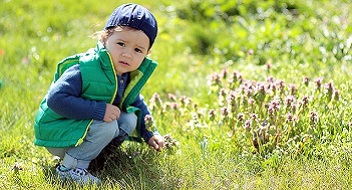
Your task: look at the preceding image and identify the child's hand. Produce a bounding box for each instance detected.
[147,134,164,151]
[103,104,120,122]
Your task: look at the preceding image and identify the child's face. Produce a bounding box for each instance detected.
[103,28,150,76]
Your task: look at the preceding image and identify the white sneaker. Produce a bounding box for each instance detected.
[56,165,101,185]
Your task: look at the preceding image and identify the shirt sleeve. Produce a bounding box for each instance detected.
[46,64,106,120]
[131,94,160,142]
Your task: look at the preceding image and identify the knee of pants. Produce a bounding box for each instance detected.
[88,120,119,143]
[119,112,137,135]
[46,147,69,159]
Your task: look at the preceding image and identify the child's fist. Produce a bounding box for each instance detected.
[103,104,120,122]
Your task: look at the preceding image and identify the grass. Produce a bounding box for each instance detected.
[1,0,352,189]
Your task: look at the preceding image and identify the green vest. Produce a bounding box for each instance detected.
[34,43,157,148]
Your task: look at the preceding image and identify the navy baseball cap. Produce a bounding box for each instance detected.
[105,3,158,48]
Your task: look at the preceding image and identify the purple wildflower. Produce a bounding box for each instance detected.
[257,82,266,94]
[210,73,221,86]
[303,76,309,86]
[180,95,191,106]
[266,76,275,84]
[227,90,237,110]
[324,82,334,96]
[168,93,177,101]
[220,69,228,79]
[208,109,216,121]
[286,113,293,122]
[266,62,272,70]
[219,88,227,97]
[248,98,255,106]
[298,96,309,109]
[293,115,299,123]
[285,95,296,108]
[171,102,179,110]
[276,80,285,94]
[247,49,254,55]
[310,111,318,125]
[268,99,280,117]
[144,115,154,128]
[333,89,340,101]
[250,113,258,120]
[244,119,252,131]
[289,84,297,95]
[228,70,241,85]
[237,113,244,122]
[220,107,229,117]
[150,93,162,107]
[314,77,323,90]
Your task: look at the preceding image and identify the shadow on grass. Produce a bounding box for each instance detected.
[41,161,103,189]
[88,141,166,189]
[39,139,177,189]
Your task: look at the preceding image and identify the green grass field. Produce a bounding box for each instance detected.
[1,0,352,189]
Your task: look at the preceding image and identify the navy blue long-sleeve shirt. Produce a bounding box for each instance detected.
[46,64,155,141]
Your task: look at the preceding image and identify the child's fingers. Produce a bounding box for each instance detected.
[105,104,121,121]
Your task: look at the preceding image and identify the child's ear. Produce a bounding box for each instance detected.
[101,36,107,46]
[100,32,109,45]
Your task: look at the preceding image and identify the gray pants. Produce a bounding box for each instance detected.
[46,112,137,169]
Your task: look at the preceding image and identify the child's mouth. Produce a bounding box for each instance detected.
[120,61,129,66]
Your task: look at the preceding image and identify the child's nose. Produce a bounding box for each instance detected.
[122,49,132,58]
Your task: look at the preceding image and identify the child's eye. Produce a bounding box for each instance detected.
[134,48,143,53]
[117,42,125,47]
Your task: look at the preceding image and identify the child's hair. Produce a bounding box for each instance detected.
[94,26,152,49]
[94,26,125,41]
